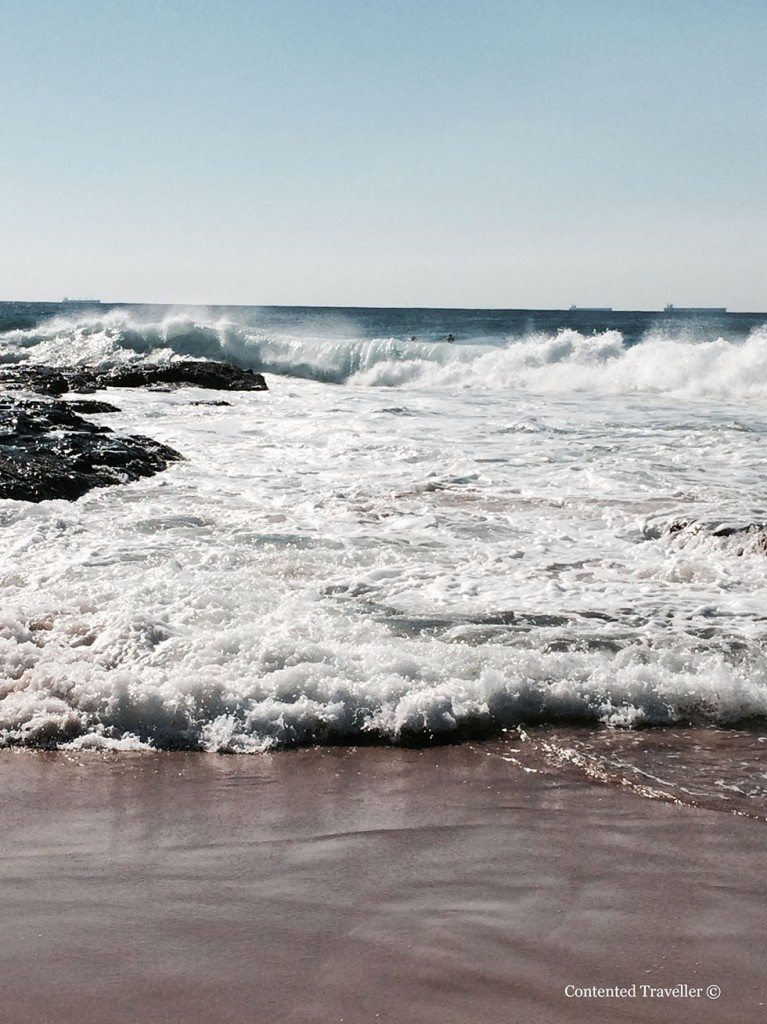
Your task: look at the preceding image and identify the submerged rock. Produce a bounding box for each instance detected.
[0,360,267,394]
[0,398,182,502]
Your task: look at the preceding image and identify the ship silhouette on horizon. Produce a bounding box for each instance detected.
[664,303,727,314]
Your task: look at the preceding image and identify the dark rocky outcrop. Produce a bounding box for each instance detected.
[0,366,73,395]
[0,360,267,395]
[66,399,121,414]
[0,398,182,502]
[100,362,267,391]
[0,359,265,502]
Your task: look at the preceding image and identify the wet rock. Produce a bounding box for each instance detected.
[0,360,268,395]
[0,398,182,502]
[0,365,100,395]
[0,399,105,438]
[65,399,121,414]
[0,366,73,396]
[190,399,231,407]
[0,359,261,502]
[98,361,267,391]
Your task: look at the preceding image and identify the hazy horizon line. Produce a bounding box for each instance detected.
[2,298,765,315]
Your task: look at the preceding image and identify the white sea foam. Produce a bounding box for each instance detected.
[1,314,767,749]
[350,328,767,400]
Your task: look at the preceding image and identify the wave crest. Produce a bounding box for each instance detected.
[2,311,767,400]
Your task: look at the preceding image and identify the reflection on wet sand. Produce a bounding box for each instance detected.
[0,740,764,1024]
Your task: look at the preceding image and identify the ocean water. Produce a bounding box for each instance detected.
[1,303,767,760]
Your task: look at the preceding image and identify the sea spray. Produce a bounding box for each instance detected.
[3,309,767,400]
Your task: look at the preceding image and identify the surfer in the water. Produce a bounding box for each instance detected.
[446,333,455,343]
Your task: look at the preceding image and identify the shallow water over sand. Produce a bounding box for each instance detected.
[1,742,764,1024]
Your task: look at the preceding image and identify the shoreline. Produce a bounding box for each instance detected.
[1,741,764,1023]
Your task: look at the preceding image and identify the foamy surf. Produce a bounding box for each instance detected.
[1,305,767,752]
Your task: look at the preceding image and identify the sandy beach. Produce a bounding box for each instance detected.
[1,741,763,1024]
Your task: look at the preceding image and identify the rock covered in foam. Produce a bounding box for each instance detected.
[0,360,267,394]
[0,397,182,502]
[644,514,767,556]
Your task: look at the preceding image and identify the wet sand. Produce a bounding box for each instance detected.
[0,742,764,1023]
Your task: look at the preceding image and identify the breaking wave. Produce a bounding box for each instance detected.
[1,605,766,752]
[3,310,767,401]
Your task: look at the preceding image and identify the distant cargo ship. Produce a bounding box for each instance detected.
[663,304,726,314]
[569,305,613,311]
[61,298,101,306]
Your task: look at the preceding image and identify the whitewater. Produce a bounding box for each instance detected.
[1,306,767,751]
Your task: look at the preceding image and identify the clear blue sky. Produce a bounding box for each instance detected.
[2,0,765,309]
